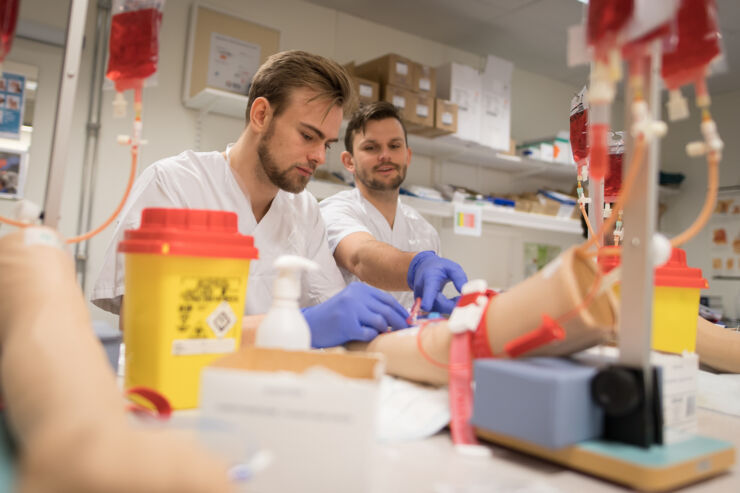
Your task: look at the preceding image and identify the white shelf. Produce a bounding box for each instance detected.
[336,119,576,180]
[183,87,248,119]
[307,180,582,235]
[407,133,577,180]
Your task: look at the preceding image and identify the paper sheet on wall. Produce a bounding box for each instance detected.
[481,55,512,151]
[207,33,260,95]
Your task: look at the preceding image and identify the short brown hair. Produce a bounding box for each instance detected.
[246,50,355,122]
[344,101,408,154]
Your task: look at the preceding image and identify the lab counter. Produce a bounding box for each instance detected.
[372,409,740,492]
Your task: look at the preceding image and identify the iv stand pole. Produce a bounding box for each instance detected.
[617,40,662,440]
[42,0,89,228]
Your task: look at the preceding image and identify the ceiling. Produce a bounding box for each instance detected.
[307,0,740,95]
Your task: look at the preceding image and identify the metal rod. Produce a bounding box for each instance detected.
[618,40,663,383]
[42,0,90,229]
[74,0,111,289]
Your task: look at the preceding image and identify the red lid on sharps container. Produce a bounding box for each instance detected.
[597,246,707,289]
[118,208,259,260]
[654,248,708,289]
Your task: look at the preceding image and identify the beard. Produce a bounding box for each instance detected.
[354,162,407,192]
[257,123,313,194]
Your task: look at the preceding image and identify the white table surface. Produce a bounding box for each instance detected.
[371,409,740,493]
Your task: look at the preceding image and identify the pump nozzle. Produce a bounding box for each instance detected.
[272,255,319,300]
[255,255,319,351]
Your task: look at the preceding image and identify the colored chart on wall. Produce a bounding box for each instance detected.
[0,73,25,140]
[453,203,482,237]
[710,187,740,279]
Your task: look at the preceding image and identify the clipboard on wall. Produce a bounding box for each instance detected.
[183,2,280,119]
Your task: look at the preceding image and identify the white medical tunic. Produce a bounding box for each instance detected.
[319,187,441,310]
[91,149,346,315]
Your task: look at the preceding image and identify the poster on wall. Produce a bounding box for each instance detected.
[0,72,25,140]
[0,148,28,200]
[207,33,261,95]
[709,188,740,278]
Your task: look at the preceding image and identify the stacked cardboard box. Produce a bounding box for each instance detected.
[353,53,457,138]
[344,62,380,106]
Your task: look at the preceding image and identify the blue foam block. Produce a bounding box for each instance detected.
[472,357,603,449]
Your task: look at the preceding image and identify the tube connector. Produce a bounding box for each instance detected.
[112,92,127,118]
[631,99,667,142]
[589,62,616,104]
[687,119,723,159]
[666,90,689,121]
[603,203,612,219]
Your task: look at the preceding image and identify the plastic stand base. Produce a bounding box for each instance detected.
[476,428,734,492]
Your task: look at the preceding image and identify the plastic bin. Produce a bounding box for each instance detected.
[119,208,258,409]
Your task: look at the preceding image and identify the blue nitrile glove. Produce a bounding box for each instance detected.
[407,251,468,314]
[301,282,410,348]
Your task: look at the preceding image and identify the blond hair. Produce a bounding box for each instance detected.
[246,50,355,122]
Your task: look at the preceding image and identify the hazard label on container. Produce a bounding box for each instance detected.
[207,301,238,338]
[174,276,243,340]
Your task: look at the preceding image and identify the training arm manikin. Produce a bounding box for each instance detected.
[0,228,233,493]
[349,246,619,385]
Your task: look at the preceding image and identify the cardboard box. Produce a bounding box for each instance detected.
[407,92,435,130]
[355,53,415,89]
[200,347,383,493]
[413,63,437,95]
[352,76,379,105]
[436,62,482,143]
[381,84,417,123]
[414,98,458,138]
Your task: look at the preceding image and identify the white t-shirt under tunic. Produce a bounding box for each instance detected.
[92,148,346,315]
[319,187,441,310]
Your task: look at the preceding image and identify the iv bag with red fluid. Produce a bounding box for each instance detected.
[106,0,165,94]
[570,86,589,179]
[662,0,721,91]
[587,0,635,58]
[0,0,20,68]
[604,131,624,203]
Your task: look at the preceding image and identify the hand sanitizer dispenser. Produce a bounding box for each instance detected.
[255,255,318,350]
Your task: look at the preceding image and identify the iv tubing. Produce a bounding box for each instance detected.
[0,111,141,244]
[415,320,476,371]
[579,202,598,241]
[670,151,719,248]
[65,142,138,244]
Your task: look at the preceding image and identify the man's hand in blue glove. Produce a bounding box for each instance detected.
[302,282,410,348]
[407,251,468,314]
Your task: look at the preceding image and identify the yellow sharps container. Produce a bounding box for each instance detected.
[119,208,258,409]
[598,247,708,354]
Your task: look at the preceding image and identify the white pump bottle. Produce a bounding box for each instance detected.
[254,255,318,350]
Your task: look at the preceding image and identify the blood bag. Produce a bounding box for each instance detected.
[604,131,624,203]
[106,0,165,93]
[661,0,721,91]
[569,86,590,179]
[587,0,635,58]
[0,0,19,68]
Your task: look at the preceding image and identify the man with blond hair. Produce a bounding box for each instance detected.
[93,51,409,348]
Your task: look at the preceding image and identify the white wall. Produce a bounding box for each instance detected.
[661,88,740,319]
[9,0,586,325]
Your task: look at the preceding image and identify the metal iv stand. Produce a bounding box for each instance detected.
[41,0,89,229]
[613,39,662,445]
